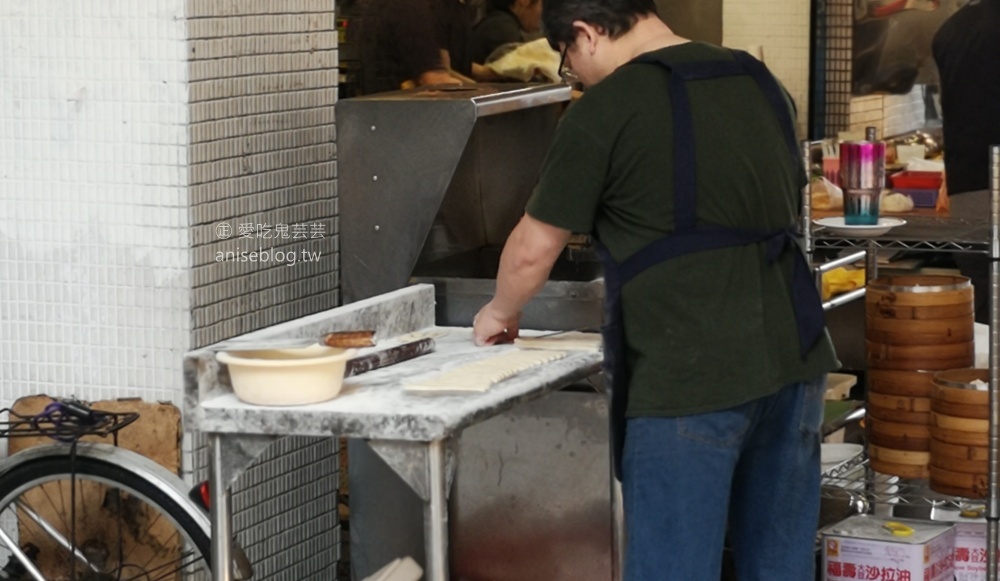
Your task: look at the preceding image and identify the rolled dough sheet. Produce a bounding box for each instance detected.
[405,349,568,392]
[514,331,602,352]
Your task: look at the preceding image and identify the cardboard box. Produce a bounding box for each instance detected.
[953,521,998,581]
[822,515,955,581]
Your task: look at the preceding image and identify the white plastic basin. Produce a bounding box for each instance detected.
[216,344,357,406]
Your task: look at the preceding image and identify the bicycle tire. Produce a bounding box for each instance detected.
[0,445,210,579]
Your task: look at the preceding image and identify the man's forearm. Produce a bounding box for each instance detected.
[491,252,553,318]
[490,216,570,318]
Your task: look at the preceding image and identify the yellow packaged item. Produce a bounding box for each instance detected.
[821,267,866,301]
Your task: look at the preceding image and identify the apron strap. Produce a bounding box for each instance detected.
[729,51,801,164]
[629,49,802,230]
[615,225,825,357]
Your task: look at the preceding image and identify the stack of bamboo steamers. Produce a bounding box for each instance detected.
[866,275,984,496]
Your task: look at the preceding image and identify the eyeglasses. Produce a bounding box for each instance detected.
[557,45,579,84]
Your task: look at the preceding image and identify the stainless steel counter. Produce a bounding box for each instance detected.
[183,285,603,581]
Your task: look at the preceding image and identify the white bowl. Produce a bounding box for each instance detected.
[821,443,864,472]
[216,344,357,406]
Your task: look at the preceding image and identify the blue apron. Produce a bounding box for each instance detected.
[598,49,826,479]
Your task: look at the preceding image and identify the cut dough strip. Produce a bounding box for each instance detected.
[405,349,568,392]
[513,331,602,352]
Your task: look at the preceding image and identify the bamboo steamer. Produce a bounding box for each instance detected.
[929,439,988,473]
[931,411,988,432]
[865,315,974,336]
[866,341,974,370]
[930,425,990,447]
[867,391,931,412]
[869,444,930,465]
[868,369,937,397]
[865,276,974,478]
[868,417,930,451]
[866,275,973,308]
[870,457,931,479]
[867,300,973,321]
[933,368,989,401]
[929,369,990,496]
[931,368,989,418]
[929,465,987,499]
[865,276,974,365]
[866,325,974,346]
[867,405,930,425]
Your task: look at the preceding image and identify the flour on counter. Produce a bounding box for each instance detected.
[405,349,568,392]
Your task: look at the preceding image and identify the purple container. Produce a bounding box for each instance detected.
[839,140,886,191]
[896,188,939,208]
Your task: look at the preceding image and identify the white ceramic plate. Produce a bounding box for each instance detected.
[813,216,906,237]
[821,443,864,471]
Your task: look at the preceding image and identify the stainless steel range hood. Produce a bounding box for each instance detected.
[337,82,572,305]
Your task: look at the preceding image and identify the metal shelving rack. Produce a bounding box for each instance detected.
[802,142,1000,579]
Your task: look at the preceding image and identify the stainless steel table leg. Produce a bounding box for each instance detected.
[425,439,449,581]
[210,433,234,581]
[612,477,625,581]
[987,145,1000,581]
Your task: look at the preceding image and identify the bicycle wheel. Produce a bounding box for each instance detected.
[0,446,210,581]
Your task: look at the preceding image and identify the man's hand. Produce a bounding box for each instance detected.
[416,69,463,86]
[473,301,521,346]
[470,215,572,347]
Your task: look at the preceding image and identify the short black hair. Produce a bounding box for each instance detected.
[542,0,657,51]
[487,0,541,12]
[487,0,516,11]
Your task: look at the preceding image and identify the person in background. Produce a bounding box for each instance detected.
[356,0,482,94]
[470,0,840,577]
[470,0,544,64]
[932,0,1000,197]
[933,0,1000,323]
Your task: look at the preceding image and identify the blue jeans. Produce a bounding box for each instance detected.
[621,377,825,581]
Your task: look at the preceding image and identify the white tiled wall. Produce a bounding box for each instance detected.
[882,88,927,137]
[0,0,190,405]
[849,86,926,138]
[1,0,341,578]
[723,0,811,137]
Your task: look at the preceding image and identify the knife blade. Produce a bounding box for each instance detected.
[345,338,436,377]
[530,327,600,339]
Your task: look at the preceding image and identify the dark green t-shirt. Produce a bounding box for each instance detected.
[526,42,840,417]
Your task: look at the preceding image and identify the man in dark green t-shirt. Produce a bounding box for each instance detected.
[472,0,839,578]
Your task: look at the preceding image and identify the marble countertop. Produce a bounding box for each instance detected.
[184,286,604,442]
[192,327,601,441]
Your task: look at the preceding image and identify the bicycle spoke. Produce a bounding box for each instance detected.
[0,450,215,581]
[37,481,70,533]
[0,525,46,581]
[121,549,204,581]
[14,499,100,573]
[134,526,181,576]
